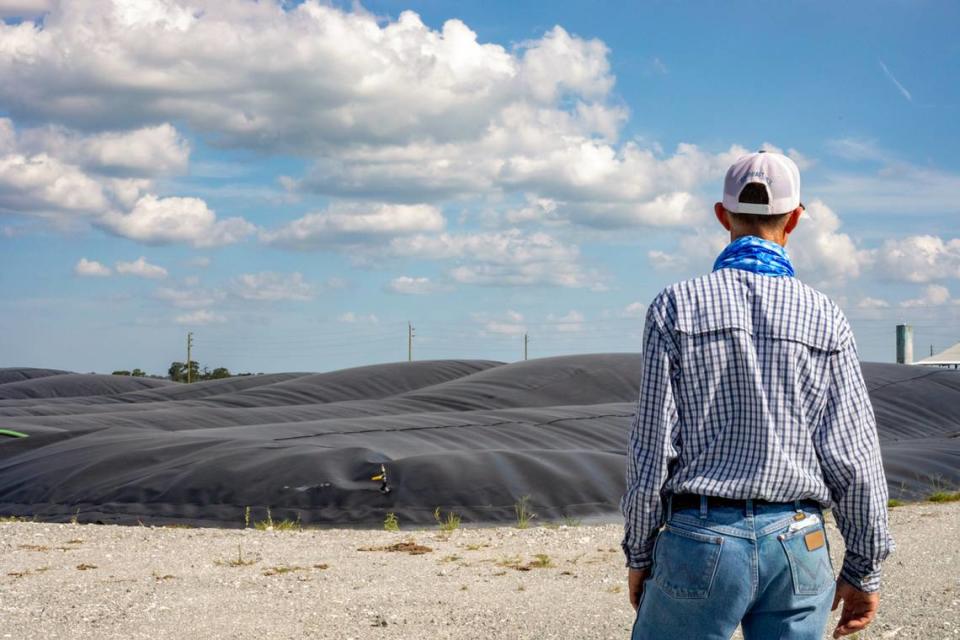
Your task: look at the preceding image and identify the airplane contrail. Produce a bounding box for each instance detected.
[879,60,913,102]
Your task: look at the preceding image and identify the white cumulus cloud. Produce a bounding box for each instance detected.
[19,124,190,176]
[0,0,52,18]
[0,118,251,247]
[155,286,224,309]
[100,194,255,247]
[874,235,960,283]
[786,200,872,284]
[901,284,952,308]
[0,149,111,217]
[261,203,444,250]
[386,276,444,295]
[622,302,647,318]
[857,297,890,309]
[338,311,379,324]
[547,310,585,332]
[174,309,226,325]
[0,3,748,231]
[115,256,168,279]
[231,272,315,301]
[390,229,602,289]
[74,257,112,277]
[477,310,527,335]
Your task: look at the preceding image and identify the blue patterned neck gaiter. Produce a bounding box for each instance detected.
[712,235,795,278]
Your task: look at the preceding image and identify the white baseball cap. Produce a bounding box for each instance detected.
[722,150,802,215]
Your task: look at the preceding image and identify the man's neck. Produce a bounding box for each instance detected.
[730,231,786,247]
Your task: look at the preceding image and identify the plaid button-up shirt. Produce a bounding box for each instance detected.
[621,266,894,592]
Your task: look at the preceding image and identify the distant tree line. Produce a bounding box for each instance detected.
[111,368,148,377]
[111,362,260,382]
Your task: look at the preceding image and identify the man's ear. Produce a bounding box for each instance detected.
[784,207,802,235]
[714,203,731,231]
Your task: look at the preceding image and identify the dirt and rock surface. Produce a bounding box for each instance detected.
[1,501,957,640]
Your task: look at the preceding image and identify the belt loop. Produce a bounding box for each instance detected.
[699,495,708,518]
[794,499,802,512]
[745,499,753,517]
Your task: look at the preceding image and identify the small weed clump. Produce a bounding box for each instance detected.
[0,515,29,524]
[497,554,554,571]
[215,542,259,567]
[359,541,433,555]
[544,515,583,529]
[887,499,906,508]
[254,507,302,531]
[529,553,553,569]
[514,495,536,529]
[434,507,461,533]
[928,491,960,503]
[8,567,50,578]
[384,512,400,532]
[262,565,306,576]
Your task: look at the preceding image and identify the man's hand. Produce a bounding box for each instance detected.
[628,568,650,611]
[831,578,879,638]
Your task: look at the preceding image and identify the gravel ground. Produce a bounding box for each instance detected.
[1,501,957,640]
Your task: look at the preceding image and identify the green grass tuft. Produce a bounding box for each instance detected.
[530,553,553,569]
[927,491,960,503]
[384,512,400,532]
[262,565,306,576]
[887,499,906,508]
[434,507,461,533]
[254,507,302,531]
[514,495,536,529]
[215,542,258,567]
[0,515,30,523]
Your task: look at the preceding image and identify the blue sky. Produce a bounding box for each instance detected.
[1,0,958,375]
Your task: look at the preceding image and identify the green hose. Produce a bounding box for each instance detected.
[0,429,28,438]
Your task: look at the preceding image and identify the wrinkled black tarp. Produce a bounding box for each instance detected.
[0,356,957,527]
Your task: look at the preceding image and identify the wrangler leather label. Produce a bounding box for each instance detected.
[804,530,826,551]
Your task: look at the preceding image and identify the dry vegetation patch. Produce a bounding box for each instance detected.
[358,541,433,555]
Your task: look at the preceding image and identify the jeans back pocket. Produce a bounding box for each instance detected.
[653,524,724,599]
[778,525,834,595]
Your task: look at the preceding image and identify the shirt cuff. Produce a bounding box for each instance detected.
[840,554,882,593]
[622,538,655,570]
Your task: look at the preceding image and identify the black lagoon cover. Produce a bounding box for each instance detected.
[0,356,957,527]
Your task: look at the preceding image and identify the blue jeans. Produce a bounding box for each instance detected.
[631,497,835,640]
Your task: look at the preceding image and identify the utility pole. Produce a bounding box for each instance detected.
[523,332,529,361]
[186,332,194,384]
[407,322,415,362]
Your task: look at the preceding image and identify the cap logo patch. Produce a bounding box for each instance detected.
[739,170,773,185]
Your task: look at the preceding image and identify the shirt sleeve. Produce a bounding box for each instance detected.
[620,307,680,570]
[815,331,894,592]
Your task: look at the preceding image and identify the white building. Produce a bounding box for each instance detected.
[914,341,960,369]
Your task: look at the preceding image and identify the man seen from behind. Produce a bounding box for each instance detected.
[621,151,894,640]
